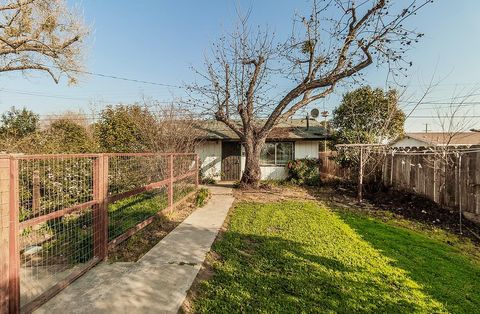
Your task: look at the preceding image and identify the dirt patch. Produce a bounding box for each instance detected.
[108,194,198,262]
[234,184,316,203]
[366,189,480,240]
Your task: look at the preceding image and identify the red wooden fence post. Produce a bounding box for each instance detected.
[93,154,108,260]
[168,154,173,209]
[0,156,20,314]
[0,156,13,314]
[9,157,20,314]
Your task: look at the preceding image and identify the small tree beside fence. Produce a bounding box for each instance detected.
[0,152,199,314]
[319,146,480,225]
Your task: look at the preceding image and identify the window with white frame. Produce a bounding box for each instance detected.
[260,142,294,165]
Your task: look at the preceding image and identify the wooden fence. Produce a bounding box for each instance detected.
[319,149,480,216]
[318,152,351,180]
[0,152,199,314]
[382,151,480,216]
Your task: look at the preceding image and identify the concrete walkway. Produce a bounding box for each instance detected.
[36,186,234,314]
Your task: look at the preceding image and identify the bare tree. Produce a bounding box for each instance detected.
[0,0,88,83]
[407,89,479,170]
[336,143,387,202]
[434,92,477,148]
[189,0,432,186]
[136,102,202,153]
[422,92,476,211]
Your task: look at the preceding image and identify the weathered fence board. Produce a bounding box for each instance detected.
[320,149,480,217]
[318,152,351,180]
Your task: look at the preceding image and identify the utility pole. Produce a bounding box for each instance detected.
[425,123,429,133]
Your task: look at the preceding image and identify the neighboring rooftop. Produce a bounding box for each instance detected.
[194,119,328,140]
[393,132,480,147]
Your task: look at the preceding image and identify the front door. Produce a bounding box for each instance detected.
[221,142,241,181]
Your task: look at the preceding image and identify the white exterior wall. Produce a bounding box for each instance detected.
[240,141,321,181]
[199,140,322,182]
[295,141,319,159]
[195,141,222,180]
[259,166,289,180]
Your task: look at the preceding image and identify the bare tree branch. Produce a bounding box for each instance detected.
[0,0,88,84]
[189,0,432,185]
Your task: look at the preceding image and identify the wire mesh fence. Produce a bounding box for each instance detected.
[107,154,169,243]
[173,175,197,203]
[107,154,168,197]
[0,158,12,312]
[0,152,199,313]
[16,156,97,308]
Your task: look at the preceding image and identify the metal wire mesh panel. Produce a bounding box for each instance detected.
[172,154,197,203]
[173,154,196,178]
[2,152,198,311]
[173,175,196,203]
[16,156,97,306]
[107,154,169,242]
[108,154,168,196]
[107,188,168,241]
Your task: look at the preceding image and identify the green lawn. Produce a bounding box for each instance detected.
[37,184,196,264]
[192,200,480,313]
[108,185,195,241]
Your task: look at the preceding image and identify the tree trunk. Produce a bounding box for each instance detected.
[240,137,265,187]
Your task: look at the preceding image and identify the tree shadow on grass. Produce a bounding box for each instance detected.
[195,230,446,313]
[108,190,168,239]
[339,212,480,314]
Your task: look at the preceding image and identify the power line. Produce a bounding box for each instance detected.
[43,63,185,89]
[407,115,480,118]
[0,88,189,105]
[35,109,205,121]
[77,70,184,89]
[0,88,113,103]
[401,101,480,107]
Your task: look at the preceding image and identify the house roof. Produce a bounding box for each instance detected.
[398,132,480,146]
[194,119,328,141]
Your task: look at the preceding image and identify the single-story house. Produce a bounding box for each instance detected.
[194,119,328,181]
[391,132,480,148]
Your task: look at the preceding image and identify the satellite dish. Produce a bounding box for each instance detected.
[310,108,319,118]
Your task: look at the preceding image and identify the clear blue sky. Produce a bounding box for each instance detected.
[0,0,479,132]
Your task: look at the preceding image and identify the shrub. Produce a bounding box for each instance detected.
[195,188,210,207]
[287,158,320,186]
[0,106,39,139]
[94,104,157,153]
[43,118,97,153]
